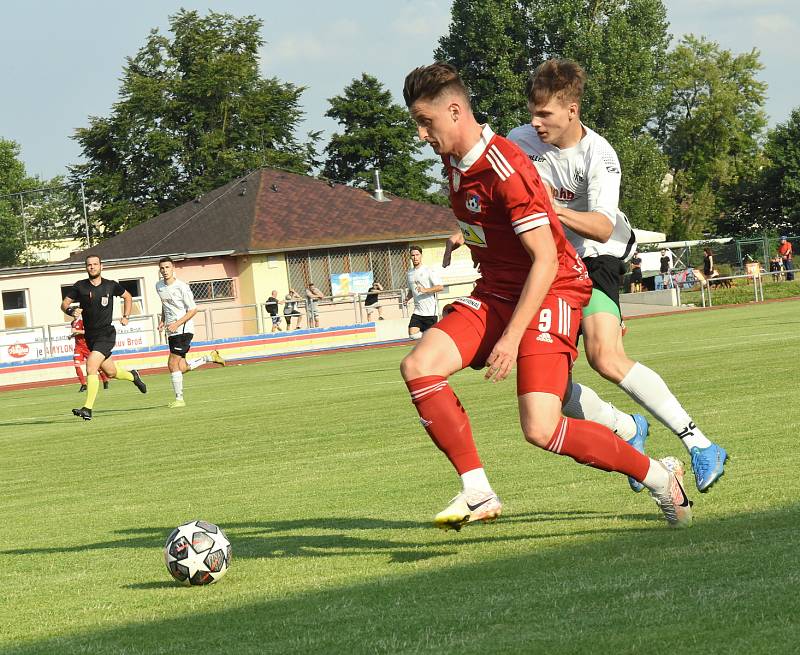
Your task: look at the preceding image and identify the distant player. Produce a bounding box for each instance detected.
[61,255,147,420]
[507,58,727,491]
[401,62,692,530]
[69,307,109,392]
[406,245,443,339]
[156,257,226,408]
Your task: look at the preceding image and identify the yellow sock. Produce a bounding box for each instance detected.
[85,374,100,409]
[116,368,134,382]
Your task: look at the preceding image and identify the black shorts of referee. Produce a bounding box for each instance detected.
[168,333,194,357]
[409,314,437,332]
[85,326,117,358]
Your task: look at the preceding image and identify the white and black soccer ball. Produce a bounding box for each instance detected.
[164,520,232,586]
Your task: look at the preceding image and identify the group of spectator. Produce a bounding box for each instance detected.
[263,283,325,332]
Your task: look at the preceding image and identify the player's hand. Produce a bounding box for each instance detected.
[442,231,464,267]
[157,321,165,331]
[484,334,519,383]
[120,316,129,326]
[167,321,179,332]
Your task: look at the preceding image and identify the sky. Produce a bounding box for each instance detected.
[1,0,798,180]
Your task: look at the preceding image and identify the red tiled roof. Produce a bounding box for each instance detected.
[69,168,456,261]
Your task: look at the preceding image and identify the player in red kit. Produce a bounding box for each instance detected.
[70,308,109,392]
[400,63,692,530]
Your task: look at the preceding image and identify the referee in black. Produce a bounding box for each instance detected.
[61,255,147,420]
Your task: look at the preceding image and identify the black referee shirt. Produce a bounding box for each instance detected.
[65,278,126,334]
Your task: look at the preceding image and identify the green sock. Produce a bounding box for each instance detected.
[116,368,134,382]
[85,374,100,409]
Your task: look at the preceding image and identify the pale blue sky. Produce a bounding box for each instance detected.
[1,0,797,180]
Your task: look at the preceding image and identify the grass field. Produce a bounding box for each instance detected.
[2,302,799,654]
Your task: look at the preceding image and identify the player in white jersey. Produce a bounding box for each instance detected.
[156,257,226,408]
[406,245,444,339]
[508,59,728,492]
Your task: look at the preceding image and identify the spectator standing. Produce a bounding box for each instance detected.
[284,289,303,330]
[265,290,282,332]
[659,249,671,288]
[629,251,643,293]
[779,237,794,281]
[364,281,384,321]
[305,282,325,328]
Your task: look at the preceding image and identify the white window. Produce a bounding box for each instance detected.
[118,279,145,316]
[2,289,30,329]
[189,279,235,303]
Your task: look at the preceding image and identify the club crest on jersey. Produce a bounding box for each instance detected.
[451,169,461,192]
[466,193,481,213]
[101,296,109,307]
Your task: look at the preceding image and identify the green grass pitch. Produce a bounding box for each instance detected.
[1,301,799,654]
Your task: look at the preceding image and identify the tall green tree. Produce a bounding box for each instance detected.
[435,0,673,231]
[759,108,800,232]
[71,9,314,237]
[654,35,767,237]
[323,74,441,203]
[0,139,29,266]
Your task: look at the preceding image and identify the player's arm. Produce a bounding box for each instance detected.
[485,226,557,382]
[60,293,76,316]
[442,231,464,267]
[553,206,613,242]
[169,308,197,332]
[120,290,132,326]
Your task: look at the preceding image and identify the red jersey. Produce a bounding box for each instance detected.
[779,241,793,258]
[71,317,88,351]
[444,125,591,307]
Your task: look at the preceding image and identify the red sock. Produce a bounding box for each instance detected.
[545,417,650,481]
[406,376,482,474]
[99,370,109,383]
[74,365,86,385]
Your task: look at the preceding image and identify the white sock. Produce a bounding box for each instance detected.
[642,458,670,493]
[186,357,205,371]
[409,332,422,340]
[460,468,493,494]
[562,382,637,440]
[619,362,712,452]
[170,371,183,399]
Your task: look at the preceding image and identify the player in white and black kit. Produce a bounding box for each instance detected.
[61,255,147,420]
[508,59,728,492]
[156,257,226,408]
[406,245,444,339]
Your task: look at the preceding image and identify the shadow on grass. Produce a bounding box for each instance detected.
[5,504,799,655]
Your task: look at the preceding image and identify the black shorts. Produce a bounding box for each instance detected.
[630,269,642,283]
[168,333,193,357]
[584,255,625,311]
[85,326,116,358]
[409,314,437,332]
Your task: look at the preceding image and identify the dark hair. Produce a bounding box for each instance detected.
[525,59,586,106]
[403,62,469,108]
[158,256,174,265]
[409,245,423,254]
[85,254,101,264]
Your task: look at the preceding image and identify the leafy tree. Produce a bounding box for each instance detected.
[0,139,30,266]
[436,0,673,230]
[323,74,442,203]
[71,9,314,236]
[759,108,800,232]
[653,35,767,236]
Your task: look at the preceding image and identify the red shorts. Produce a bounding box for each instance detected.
[434,292,581,399]
[73,346,89,364]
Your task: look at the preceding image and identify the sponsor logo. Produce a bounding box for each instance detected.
[555,188,575,201]
[454,297,482,311]
[529,154,546,162]
[467,496,494,512]
[605,165,620,174]
[536,332,553,343]
[456,219,487,247]
[466,193,482,213]
[7,343,29,358]
[452,170,461,192]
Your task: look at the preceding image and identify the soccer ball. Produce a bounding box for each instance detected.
[164,520,232,586]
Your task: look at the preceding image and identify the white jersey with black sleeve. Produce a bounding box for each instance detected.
[507,123,636,261]
[156,278,196,335]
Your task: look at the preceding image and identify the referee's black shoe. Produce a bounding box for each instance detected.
[131,369,147,394]
[72,407,92,421]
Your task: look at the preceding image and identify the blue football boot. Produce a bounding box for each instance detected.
[626,414,650,492]
[690,443,728,492]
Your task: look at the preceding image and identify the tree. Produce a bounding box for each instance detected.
[436,0,673,229]
[322,74,442,203]
[71,10,314,237]
[653,35,767,236]
[759,108,800,232]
